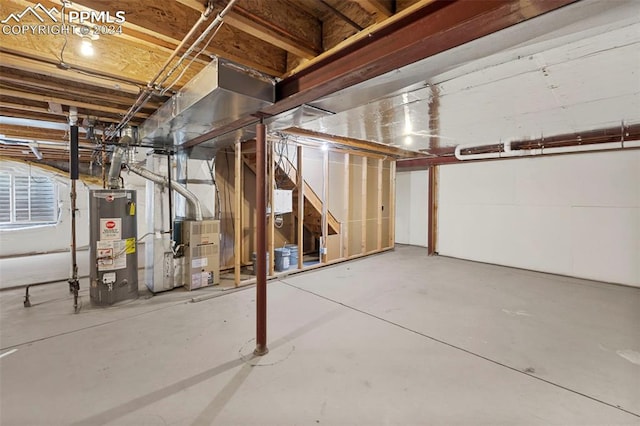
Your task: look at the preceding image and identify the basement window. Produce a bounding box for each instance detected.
[0,172,59,229]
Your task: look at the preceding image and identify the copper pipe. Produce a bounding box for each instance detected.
[254,122,268,356]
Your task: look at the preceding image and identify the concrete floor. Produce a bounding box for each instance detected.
[0,245,639,425]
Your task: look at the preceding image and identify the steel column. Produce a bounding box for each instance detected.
[254,122,268,356]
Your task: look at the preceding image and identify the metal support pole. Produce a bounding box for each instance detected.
[254,122,268,356]
[69,124,80,311]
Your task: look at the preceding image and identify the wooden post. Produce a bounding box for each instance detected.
[268,138,275,276]
[343,153,349,258]
[321,148,329,263]
[377,158,383,251]
[390,160,396,248]
[361,156,367,254]
[234,144,242,286]
[427,165,438,255]
[297,145,304,269]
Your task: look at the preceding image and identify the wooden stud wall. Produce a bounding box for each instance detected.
[216,140,396,283]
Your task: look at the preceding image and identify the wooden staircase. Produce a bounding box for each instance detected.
[242,143,339,238]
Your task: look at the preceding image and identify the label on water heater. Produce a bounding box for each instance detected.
[100,218,122,241]
[97,240,127,271]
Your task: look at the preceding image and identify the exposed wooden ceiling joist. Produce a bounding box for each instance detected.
[0,146,94,162]
[353,0,393,21]
[178,0,322,61]
[283,127,424,159]
[0,82,155,115]
[0,89,150,118]
[70,0,288,76]
[0,123,77,143]
[0,69,165,109]
[0,54,142,95]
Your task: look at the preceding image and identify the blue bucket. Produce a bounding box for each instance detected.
[285,244,299,269]
[252,252,270,275]
[274,247,291,272]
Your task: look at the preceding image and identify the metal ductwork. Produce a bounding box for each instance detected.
[107,146,203,220]
[138,57,275,158]
[127,163,203,221]
[107,145,126,189]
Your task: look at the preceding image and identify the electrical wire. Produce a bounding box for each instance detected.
[207,158,222,220]
[57,2,69,66]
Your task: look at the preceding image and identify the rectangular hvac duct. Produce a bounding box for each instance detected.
[139,58,275,151]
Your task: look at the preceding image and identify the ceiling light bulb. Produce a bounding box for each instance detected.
[321,143,329,151]
[80,39,94,57]
[404,136,413,145]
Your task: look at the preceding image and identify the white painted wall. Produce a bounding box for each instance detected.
[395,170,429,247]
[0,151,221,259]
[0,160,148,257]
[438,151,640,287]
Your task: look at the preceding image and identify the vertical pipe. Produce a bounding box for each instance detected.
[69,124,80,311]
[297,145,304,270]
[234,143,242,286]
[167,154,173,237]
[254,122,268,356]
[101,136,107,189]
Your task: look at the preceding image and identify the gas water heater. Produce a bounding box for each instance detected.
[89,189,138,305]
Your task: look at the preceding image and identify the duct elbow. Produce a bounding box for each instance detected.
[108,146,127,189]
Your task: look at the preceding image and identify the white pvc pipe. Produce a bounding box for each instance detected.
[454,140,630,161]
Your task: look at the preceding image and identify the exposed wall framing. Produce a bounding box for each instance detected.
[215,138,395,286]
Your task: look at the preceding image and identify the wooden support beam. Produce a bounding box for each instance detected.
[321,147,329,263]
[268,138,275,276]
[0,69,164,109]
[0,101,143,125]
[223,8,320,60]
[0,88,150,118]
[234,141,242,286]
[0,54,141,94]
[353,0,393,21]
[175,0,206,12]
[297,145,304,270]
[389,160,396,248]
[0,106,68,124]
[361,156,367,254]
[68,0,286,76]
[177,0,322,62]
[0,42,199,92]
[427,165,437,255]
[0,81,156,114]
[376,158,383,251]
[343,153,350,258]
[283,127,424,159]
[0,124,76,143]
